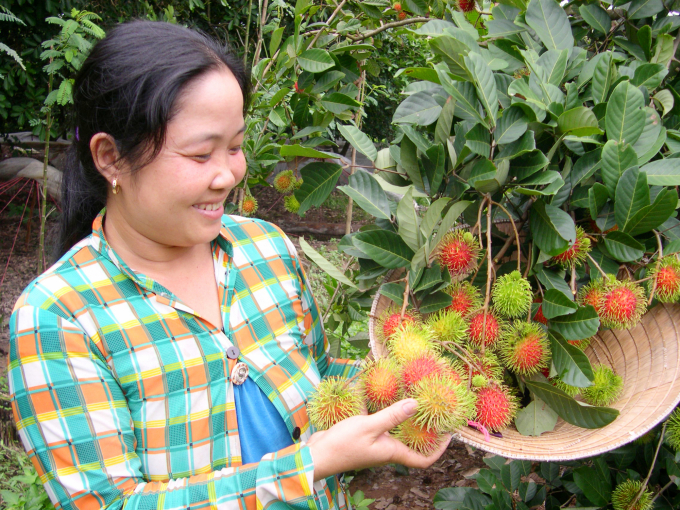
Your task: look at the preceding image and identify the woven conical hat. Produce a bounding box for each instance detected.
[369,269,680,461]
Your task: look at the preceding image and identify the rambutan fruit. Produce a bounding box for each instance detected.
[471,374,488,388]
[550,227,591,269]
[473,384,518,432]
[426,309,468,343]
[551,376,580,398]
[397,10,407,20]
[611,479,653,510]
[467,310,505,348]
[648,256,680,303]
[577,278,608,314]
[469,351,503,382]
[445,281,482,316]
[443,360,467,385]
[241,194,258,216]
[294,177,303,189]
[375,306,421,345]
[393,418,446,455]
[492,271,533,319]
[533,299,548,325]
[386,324,437,363]
[437,230,481,281]
[411,375,476,432]
[307,376,363,430]
[500,321,551,376]
[401,353,449,393]
[393,2,402,10]
[665,408,680,451]
[457,0,476,12]
[284,194,300,214]
[273,170,296,193]
[568,337,591,351]
[599,279,647,330]
[360,358,402,412]
[581,365,623,406]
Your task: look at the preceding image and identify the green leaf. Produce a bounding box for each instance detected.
[422,144,447,194]
[557,107,601,136]
[431,201,472,252]
[337,124,377,161]
[536,49,569,87]
[299,237,357,289]
[400,137,425,192]
[421,198,451,240]
[601,140,638,197]
[420,290,455,314]
[571,148,602,187]
[524,380,619,428]
[529,199,576,256]
[393,91,442,126]
[591,52,616,104]
[495,106,528,144]
[573,467,611,506]
[631,63,668,91]
[337,171,391,220]
[464,52,499,126]
[397,187,422,252]
[640,159,680,185]
[496,131,536,159]
[311,70,346,94]
[353,230,415,269]
[292,162,342,215]
[436,64,486,126]
[280,145,335,158]
[604,231,645,262]
[515,398,559,436]
[511,150,548,178]
[653,90,674,117]
[542,289,578,319]
[625,188,678,236]
[465,123,492,156]
[548,330,595,387]
[321,92,361,114]
[298,49,335,73]
[632,107,663,163]
[579,4,610,34]
[486,19,526,38]
[380,282,405,305]
[615,167,649,231]
[435,95,456,147]
[627,0,664,19]
[468,157,505,193]
[414,263,445,293]
[605,81,645,147]
[500,462,521,492]
[549,305,600,340]
[525,0,574,52]
[588,183,609,221]
[433,487,492,510]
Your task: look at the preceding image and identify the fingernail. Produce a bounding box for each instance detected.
[403,400,417,416]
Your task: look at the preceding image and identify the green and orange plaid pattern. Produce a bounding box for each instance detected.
[9,211,360,510]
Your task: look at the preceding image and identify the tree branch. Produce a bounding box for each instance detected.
[347,17,430,42]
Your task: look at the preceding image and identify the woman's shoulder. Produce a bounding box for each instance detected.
[220,214,298,257]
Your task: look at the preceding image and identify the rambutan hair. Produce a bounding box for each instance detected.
[500,321,551,376]
[436,230,480,281]
[474,384,518,432]
[491,270,533,319]
[648,255,680,303]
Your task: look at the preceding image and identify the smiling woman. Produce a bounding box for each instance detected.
[7,20,447,510]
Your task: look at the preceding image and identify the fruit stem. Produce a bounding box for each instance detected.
[586,253,608,279]
[439,342,487,379]
[654,229,663,258]
[491,200,521,273]
[400,272,410,319]
[631,421,666,509]
[651,480,674,504]
[570,266,576,296]
[482,196,493,355]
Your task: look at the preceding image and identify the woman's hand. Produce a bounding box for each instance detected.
[305,398,450,481]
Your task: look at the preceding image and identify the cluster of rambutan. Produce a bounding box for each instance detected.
[549,227,592,270]
[577,275,648,330]
[272,169,303,214]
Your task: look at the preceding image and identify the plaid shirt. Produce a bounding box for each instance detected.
[9,211,361,510]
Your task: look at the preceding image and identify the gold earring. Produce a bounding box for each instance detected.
[112,178,120,195]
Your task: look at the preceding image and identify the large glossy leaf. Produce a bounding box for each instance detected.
[640,158,680,185]
[421,198,451,239]
[529,199,576,256]
[591,52,616,105]
[601,140,638,196]
[496,131,537,159]
[573,467,611,507]
[380,282,405,305]
[486,19,526,38]
[557,107,601,136]
[604,231,645,262]
[605,81,645,147]
[298,49,335,73]
[337,171,391,220]
[468,158,507,193]
[495,106,528,144]
[435,95,455,147]
[400,137,425,191]
[321,92,361,114]
[525,0,574,51]
[465,52,499,126]
[435,63,487,126]
[420,290,454,314]
[397,187,422,252]
[632,63,668,91]
[393,90,442,126]
[625,188,678,236]
[614,167,649,232]
[465,123,492,156]
[579,4,610,34]
[512,150,549,179]
[570,148,602,187]
[299,237,357,289]
[294,162,343,215]
[433,487,492,510]
[422,144,447,194]
[548,330,594,387]
[536,49,569,87]
[280,145,335,158]
[353,230,415,269]
[549,305,600,340]
[632,108,663,163]
[628,0,664,19]
[588,183,609,221]
[524,380,619,428]
[542,289,578,319]
[337,125,377,162]
[515,398,558,437]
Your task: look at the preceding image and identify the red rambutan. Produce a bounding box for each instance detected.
[500,321,551,376]
[599,279,647,330]
[393,2,402,10]
[474,385,518,432]
[397,10,407,20]
[533,299,548,325]
[437,231,480,281]
[393,418,446,455]
[577,278,608,314]
[375,306,420,345]
[648,256,680,303]
[361,358,403,412]
[401,353,448,394]
[467,310,504,348]
[457,0,476,12]
[445,281,482,316]
[550,227,591,269]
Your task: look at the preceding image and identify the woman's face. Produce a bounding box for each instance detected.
[111,67,246,249]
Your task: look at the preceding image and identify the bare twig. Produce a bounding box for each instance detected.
[482,196,493,354]
[494,215,528,264]
[251,49,280,96]
[651,480,675,504]
[587,253,608,279]
[571,266,577,296]
[308,0,348,49]
[491,200,521,272]
[655,230,664,258]
[322,257,354,322]
[347,17,430,42]
[400,273,410,319]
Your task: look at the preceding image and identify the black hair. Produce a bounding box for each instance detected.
[57,20,250,259]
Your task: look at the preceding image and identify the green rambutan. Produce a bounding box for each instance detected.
[599,279,647,330]
[393,418,447,455]
[445,281,482,316]
[360,358,403,412]
[375,306,421,345]
[648,256,680,303]
[492,271,533,319]
[500,321,551,376]
[426,309,468,343]
[411,375,476,432]
[307,376,363,430]
[467,310,505,348]
[241,194,258,216]
[474,384,518,432]
[551,376,580,397]
[471,374,488,388]
[550,227,591,269]
[581,364,623,406]
[386,324,437,363]
[273,170,296,193]
[611,479,653,510]
[284,195,300,213]
[577,278,608,314]
[666,407,680,451]
[294,177,303,189]
[401,353,449,393]
[437,230,481,281]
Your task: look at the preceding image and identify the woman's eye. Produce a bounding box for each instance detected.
[193,153,211,161]
[229,146,242,154]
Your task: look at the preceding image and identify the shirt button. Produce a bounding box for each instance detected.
[226,346,240,359]
[292,427,301,440]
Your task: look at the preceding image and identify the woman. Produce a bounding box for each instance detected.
[8,21,448,510]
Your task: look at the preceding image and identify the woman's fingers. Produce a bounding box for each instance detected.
[363,398,418,436]
[386,433,451,469]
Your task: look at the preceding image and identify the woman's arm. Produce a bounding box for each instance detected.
[9,306,319,510]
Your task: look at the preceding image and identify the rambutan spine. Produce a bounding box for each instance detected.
[307,377,363,430]
[375,306,421,346]
[500,321,551,376]
[467,310,505,348]
[273,170,296,193]
[598,279,647,330]
[665,407,680,452]
[385,323,437,362]
[611,479,653,510]
[426,309,468,343]
[360,358,403,412]
[474,384,518,432]
[393,418,446,455]
[437,230,480,281]
[581,364,623,406]
[550,227,591,269]
[241,194,258,216]
[445,281,482,316]
[491,270,533,319]
[411,375,476,432]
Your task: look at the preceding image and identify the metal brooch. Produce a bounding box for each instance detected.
[230,362,249,385]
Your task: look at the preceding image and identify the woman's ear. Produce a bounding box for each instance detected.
[90,133,122,182]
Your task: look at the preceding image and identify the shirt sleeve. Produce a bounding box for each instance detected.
[9,306,319,510]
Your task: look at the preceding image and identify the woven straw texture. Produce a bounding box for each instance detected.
[369,268,680,461]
